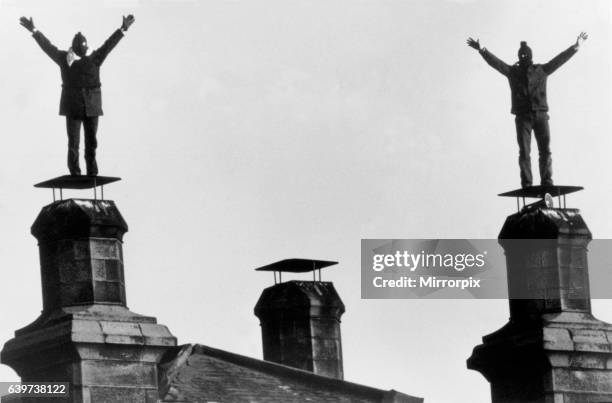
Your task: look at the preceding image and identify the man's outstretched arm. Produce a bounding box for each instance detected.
[93,15,135,66]
[543,32,588,75]
[20,16,63,65]
[467,37,510,76]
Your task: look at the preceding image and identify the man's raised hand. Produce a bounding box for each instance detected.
[121,15,135,31]
[467,37,480,51]
[575,32,588,49]
[19,17,35,32]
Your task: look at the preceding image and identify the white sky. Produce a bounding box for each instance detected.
[0,1,611,402]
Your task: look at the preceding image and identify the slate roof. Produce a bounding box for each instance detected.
[159,344,423,403]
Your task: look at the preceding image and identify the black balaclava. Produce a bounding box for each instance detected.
[518,41,533,66]
[72,32,88,57]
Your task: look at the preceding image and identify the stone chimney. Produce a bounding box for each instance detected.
[254,259,345,379]
[2,197,176,402]
[468,189,612,402]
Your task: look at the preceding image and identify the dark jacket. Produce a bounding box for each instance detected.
[479,45,577,115]
[33,29,124,117]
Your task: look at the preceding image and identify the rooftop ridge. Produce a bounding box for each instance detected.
[183,343,422,402]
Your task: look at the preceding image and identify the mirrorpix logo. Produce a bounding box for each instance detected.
[366,239,495,298]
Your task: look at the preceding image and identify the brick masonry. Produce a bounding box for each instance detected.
[1,199,176,403]
[254,280,345,380]
[468,207,612,403]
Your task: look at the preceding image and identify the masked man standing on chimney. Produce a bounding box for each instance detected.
[467,33,588,188]
[19,15,135,177]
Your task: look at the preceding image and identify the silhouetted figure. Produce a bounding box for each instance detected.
[20,15,135,176]
[467,33,587,188]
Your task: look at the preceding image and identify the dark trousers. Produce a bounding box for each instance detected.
[66,116,99,176]
[514,111,552,188]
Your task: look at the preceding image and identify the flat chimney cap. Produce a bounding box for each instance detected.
[255,259,338,273]
[498,185,583,199]
[35,175,121,190]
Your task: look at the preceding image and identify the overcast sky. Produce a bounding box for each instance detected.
[0,1,611,402]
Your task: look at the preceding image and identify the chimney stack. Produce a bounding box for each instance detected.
[468,187,612,402]
[31,198,129,310]
[254,259,345,379]
[2,195,176,402]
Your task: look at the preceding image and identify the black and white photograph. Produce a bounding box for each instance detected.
[0,1,611,402]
